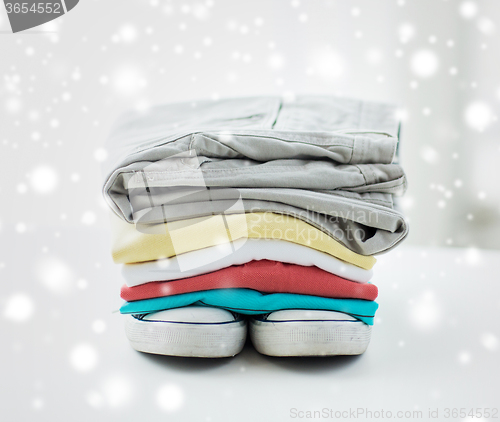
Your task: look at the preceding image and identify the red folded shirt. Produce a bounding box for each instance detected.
[121,260,378,302]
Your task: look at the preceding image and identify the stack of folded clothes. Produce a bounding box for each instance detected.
[102,96,408,358]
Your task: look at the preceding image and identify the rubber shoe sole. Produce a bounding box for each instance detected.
[124,307,247,358]
[249,310,372,357]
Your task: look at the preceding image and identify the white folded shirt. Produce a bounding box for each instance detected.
[122,238,373,287]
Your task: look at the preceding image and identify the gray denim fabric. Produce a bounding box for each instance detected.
[130,191,407,255]
[102,96,408,255]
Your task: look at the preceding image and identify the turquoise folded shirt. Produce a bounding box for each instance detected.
[120,288,378,325]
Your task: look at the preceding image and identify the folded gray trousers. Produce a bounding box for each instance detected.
[102,96,408,256]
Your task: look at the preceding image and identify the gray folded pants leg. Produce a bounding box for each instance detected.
[102,96,408,255]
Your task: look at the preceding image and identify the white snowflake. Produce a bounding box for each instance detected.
[268,53,285,70]
[398,23,415,44]
[457,351,471,364]
[310,49,346,80]
[465,101,493,130]
[420,146,439,164]
[81,211,97,226]
[94,148,108,162]
[459,1,478,19]
[409,291,442,331]
[480,333,499,351]
[102,376,134,408]
[477,17,495,35]
[118,24,138,43]
[30,166,58,194]
[92,320,106,334]
[112,66,147,96]
[5,97,22,113]
[157,384,185,412]
[4,294,34,322]
[410,50,439,78]
[37,256,74,294]
[69,344,98,372]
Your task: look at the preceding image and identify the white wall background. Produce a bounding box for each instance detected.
[1,0,499,250]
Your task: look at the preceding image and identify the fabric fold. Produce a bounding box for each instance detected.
[122,238,373,287]
[120,288,379,325]
[127,189,408,255]
[120,260,378,302]
[102,96,407,257]
[110,211,377,269]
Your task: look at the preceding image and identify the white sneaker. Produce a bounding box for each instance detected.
[249,310,372,357]
[124,306,247,358]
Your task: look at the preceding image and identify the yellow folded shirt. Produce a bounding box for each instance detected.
[110,212,376,270]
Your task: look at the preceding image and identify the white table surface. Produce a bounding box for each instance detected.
[1,227,499,422]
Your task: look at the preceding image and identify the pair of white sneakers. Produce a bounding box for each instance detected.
[124,306,372,358]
